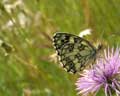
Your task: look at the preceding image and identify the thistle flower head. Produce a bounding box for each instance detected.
[75,48,120,96]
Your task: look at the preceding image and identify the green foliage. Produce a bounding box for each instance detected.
[0,0,120,96]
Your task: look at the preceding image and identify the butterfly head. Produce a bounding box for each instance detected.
[97,44,103,51]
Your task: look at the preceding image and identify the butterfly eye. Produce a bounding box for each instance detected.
[97,44,103,51]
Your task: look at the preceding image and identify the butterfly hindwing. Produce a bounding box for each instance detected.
[53,32,97,73]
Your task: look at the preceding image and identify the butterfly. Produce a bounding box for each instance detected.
[53,32,102,74]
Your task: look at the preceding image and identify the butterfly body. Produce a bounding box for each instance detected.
[53,32,102,73]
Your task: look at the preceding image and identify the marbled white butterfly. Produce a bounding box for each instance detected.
[53,32,102,74]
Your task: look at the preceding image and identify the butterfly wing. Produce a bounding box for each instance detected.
[53,32,96,73]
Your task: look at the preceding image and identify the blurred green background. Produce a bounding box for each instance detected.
[0,0,120,96]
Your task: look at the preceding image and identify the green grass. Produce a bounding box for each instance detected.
[0,0,120,96]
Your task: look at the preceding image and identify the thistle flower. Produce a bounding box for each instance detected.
[75,48,120,96]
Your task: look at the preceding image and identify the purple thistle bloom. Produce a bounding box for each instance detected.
[75,48,120,96]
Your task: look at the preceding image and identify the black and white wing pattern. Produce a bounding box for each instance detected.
[53,32,98,73]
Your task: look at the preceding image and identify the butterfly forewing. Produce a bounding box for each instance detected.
[53,32,97,73]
